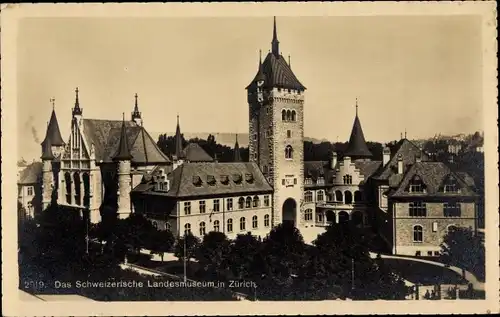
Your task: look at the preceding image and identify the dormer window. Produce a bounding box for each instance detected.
[245,173,254,183]
[232,173,242,184]
[207,175,216,186]
[192,175,202,187]
[409,176,425,193]
[220,175,229,185]
[304,178,312,185]
[155,169,169,191]
[317,176,325,185]
[443,176,458,193]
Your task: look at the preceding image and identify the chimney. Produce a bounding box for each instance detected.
[383,145,390,166]
[330,151,337,169]
[397,154,403,174]
[214,153,218,163]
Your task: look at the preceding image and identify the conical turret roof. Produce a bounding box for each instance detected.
[344,102,372,159]
[41,137,55,160]
[42,109,65,147]
[112,115,133,161]
[234,134,241,162]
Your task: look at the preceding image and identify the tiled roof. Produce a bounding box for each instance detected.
[42,109,65,147]
[133,162,273,198]
[304,161,335,188]
[344,114,372,158]
[374,139,429,181]
[354,160,382,181]
[182,143,214,162]
[390,162,477,198]
[17,158,28,168]
[18,162,42,185]
[246,52,306,91]
[82,119,170,164]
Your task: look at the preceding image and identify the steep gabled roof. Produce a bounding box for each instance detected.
[390,162,477,198]
[354,160,382,181]
[247,52,306,91]
[42,109,65,147]
[374,138,429,182]
[82,119,170,165]
[182,143,214,162]
[18,162,42,185]
[133,162,273,198]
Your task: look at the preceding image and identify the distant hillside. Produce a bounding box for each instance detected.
[150,132,330,148]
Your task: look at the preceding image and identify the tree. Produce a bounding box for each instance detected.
[196,231,231,279]
[440,226,485,281]
[115,213,155,253]
[228,232,263,280]
[174,232,201,271]
[148,229,176,262]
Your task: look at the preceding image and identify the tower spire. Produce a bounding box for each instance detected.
[288,54,291,68]
[175,114,183,159]
[72,87,83,117]
[355,97,358,116]
[113,112,133,161]
[271,16,280,57]
[131,93,142,125]
[344,99,372,159]
[234,134,241,162]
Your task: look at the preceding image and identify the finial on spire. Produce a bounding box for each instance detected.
[50,97,55,110]
[271,16,280,57]
[134,93,138,108]
[288,54,291,67]
[72,87,83,117]
[404,129,407,139]
[400,132,403,139]
[122,112,125,121]
[355,98,359,116]
[75,87,79,104]
[259,49,262,64]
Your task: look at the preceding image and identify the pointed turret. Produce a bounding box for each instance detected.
[344,99,373,159]
[72,87,83,117]
[42,104,65,147]
[113,114,133,161]
[41,137,55,160]
[131,93,143,126]
[255,50,266,83]
[234,134,242,162]
[271,16,280,57]
[175,115,183,159]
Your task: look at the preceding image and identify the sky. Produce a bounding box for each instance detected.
[17,16,483,161]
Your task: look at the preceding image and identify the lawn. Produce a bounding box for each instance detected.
[381,258,468,285]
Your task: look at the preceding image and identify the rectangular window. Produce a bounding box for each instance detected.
[294,178,297,185]
[444,202,461,217]
[415,251,421,257]
[253,134,257,141]
[282,179,285,185]
[264,195,270,207]
[27,186,34,196]
[199,201,206,213]
[409,201,427,217]
[434,251,440,256]
[317,191,324,201]
[213,199,220,212]
[287,130,292,138]
[432,222,438,232]
[184,202,191,215]
[427,251,433,256]
[226,198,233,211]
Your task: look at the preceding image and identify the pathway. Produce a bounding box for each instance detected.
[370,252,485,291]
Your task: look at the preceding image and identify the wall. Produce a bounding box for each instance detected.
[393,201,476,256]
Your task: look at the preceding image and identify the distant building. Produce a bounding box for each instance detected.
[17,161,42,220]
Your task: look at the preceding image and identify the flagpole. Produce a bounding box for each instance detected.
[183,230,187,283]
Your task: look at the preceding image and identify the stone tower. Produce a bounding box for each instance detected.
[246,17,306,227]
[113,114,133,219]
[41,139,55,210]
[131,93,143,126]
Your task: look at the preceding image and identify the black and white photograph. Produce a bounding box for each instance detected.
[2,2,498,316]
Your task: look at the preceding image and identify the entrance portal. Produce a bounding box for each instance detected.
[282,198,297,227]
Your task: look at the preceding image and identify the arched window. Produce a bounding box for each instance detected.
[64,172,72,204]
[413,225,423,242]
[317,212,324,223]
[291,110,297,121]
[213,220,220,232]
[240,217,246,231]
[245,196,252,208]
[227,218,233,233]
[184,223,191,235]
[317,190,324,201]
[264,214,270,227]
[343,175,353,185]
[199,221,206,236]
[285,145,293,159]
[354,191,362,202]
[73,172,81,205]
[305,191,313,202]
[338,211,349,223]
[344,191,353,204]
[286,110,292,121]
[326,210,335,223]
[305,209,313,221]
[238,197,245,209]
[83,172,90,207]
[252,215,258,228]
[282,109,287,121]
[166,222,171,231]
[253,195,260,207]
[335,190,343,202]
[447,225,457,234]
